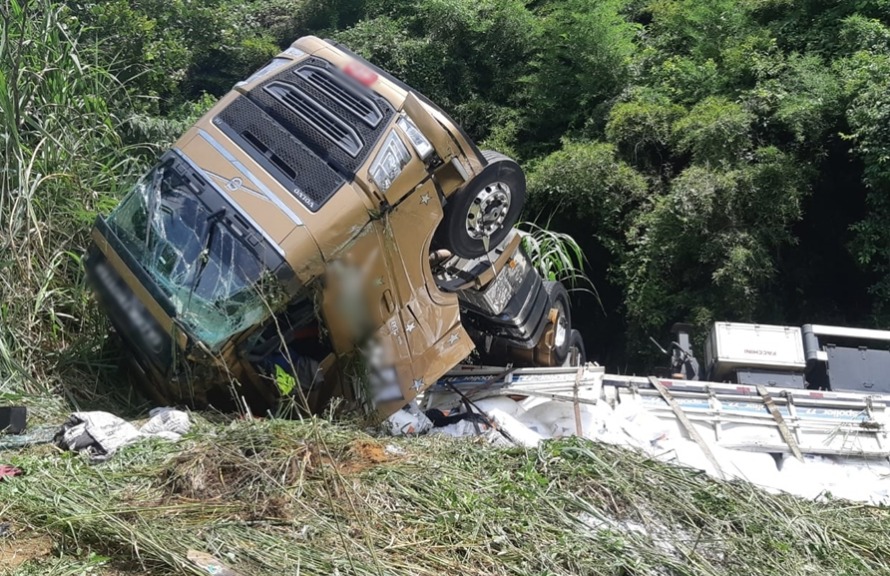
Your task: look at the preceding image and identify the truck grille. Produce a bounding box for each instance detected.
[295,65,383,128]
[216,96,345,212]
[247,57,395,175]
[264,82,363,158]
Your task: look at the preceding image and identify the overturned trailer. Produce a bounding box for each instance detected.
[426,364,890,460]
[420,322,890,503]
[421,320,890,458]
[85,36,582,419]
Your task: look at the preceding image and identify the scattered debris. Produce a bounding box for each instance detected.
[386,363,890,506]
[429,418,492,439]
[0,465,22,481]
[383,403,432,436]
[0,426,56,450]
[54,409,190,462]
[139,407,191,439]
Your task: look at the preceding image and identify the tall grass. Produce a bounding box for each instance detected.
[0,0,136,396]
[4,418,890,575]
[517,221,602,308]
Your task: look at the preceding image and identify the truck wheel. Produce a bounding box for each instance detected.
[544,281,571,363]
[563,329,586,367]
[436,150,526,259]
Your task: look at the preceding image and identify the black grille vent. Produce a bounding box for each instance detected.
[249,58,395,175]
[264,82,362,157]
[295,65,383,127]
[216,97,345,212]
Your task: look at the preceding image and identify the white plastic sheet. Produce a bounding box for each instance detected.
[55,408,191,462]
[384,403,433,436]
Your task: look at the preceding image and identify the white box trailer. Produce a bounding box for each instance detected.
[705,322,805,381]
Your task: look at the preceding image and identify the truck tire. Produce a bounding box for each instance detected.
[543,281,571,364]
[562,329,586,367]
[435,150,526,259]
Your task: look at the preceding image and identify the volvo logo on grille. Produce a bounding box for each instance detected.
[292,186,315,209]
[226,177,243,191]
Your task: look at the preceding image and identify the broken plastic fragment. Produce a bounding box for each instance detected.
[275,364,297,395]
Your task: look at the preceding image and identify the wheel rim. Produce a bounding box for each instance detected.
[465,181,512,240]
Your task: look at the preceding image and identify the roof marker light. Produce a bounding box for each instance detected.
[344,61,378,87]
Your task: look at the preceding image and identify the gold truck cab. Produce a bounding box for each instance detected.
[86,36,578,419]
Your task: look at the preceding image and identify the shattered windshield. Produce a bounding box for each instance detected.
[106,160,272,350]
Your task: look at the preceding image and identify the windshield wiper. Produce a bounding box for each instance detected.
[185,207,227,307]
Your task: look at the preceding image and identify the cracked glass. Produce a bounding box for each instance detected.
[106,161,271,350]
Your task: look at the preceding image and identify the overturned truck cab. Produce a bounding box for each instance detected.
[85,36,582,420]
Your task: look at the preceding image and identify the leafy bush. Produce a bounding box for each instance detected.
[68,0,280,113]
[334,0,537,143]
[606,89,685,168]
[620,148,808,334]
[526,140,648,254]
[672,96,753,165]
[519,0,638,148]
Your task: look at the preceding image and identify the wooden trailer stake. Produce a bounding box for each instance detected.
[757,385,804,462]
[649,376,725,479]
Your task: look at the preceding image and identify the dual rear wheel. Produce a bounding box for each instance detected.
[471,280,587,369]
[439,151,586,368]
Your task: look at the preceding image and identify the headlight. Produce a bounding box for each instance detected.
[396,115,434,160]
[369,130,411,192]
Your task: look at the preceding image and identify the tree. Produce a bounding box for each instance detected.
[620,148,808,334]
[526,140,648,252]
[837,18,890,318]
[67,0,279,112]
[518,0,638,152]
[335,0,537,144]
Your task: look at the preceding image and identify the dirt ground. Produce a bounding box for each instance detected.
[339,438,398,473]
[0,527,53,569]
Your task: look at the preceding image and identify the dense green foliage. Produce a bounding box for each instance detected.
[4,0,890,377]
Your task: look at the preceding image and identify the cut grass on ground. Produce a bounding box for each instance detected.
[1,416,890,575]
